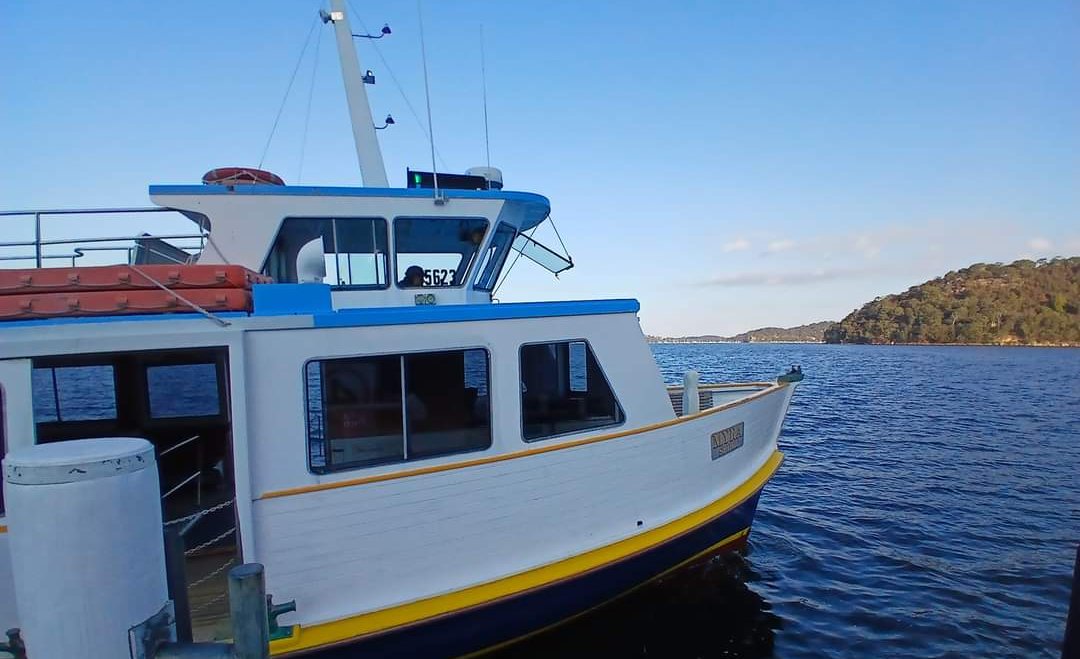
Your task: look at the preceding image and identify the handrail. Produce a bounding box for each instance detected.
[0,206,170,216]
[162,470,203,501]
[0,207,205,269]
[0,233,206,249]
[161,434,203,458]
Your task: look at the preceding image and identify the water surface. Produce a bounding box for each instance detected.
[507,344,1080,658]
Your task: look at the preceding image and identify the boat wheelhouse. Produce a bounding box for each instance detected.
[0,3,802,656]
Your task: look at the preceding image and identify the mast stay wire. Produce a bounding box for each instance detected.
[346,0,449,171]
[416,0,440,196]
[259,15,321,170]
[298,20,324,183]
[480,24,490,169]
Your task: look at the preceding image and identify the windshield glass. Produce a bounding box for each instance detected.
[266,217,388,288]
[473,223,517,292]
[394,217,488,288]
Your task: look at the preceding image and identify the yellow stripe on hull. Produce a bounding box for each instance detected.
[269,450,784,655]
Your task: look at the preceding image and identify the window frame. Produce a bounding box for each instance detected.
[264,216,391,291]
[518,338,626,443]
[303,345,494,475]
[0,384,6,515]
[31,362,120,424]
[392,216,490,290]
[472,223,517,293]
[144,360,227,421]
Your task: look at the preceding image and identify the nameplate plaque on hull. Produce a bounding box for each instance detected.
[710,422,744,460]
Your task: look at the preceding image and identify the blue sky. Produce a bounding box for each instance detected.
[2,1,1077,335]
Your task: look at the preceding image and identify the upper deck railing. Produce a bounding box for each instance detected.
[0,207,206,269]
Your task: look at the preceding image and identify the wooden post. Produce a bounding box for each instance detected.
[164,527,193,644]
[229,564,270,659]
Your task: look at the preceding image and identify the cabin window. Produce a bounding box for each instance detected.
[520,341,624,441]
[265,217,389,288]
[473,223,517,292]
[31,365,117,423]
[394,218,488,288]
[306,348,491,473]
[147,363,221,419]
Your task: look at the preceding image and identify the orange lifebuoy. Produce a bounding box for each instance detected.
[201,167,285,186]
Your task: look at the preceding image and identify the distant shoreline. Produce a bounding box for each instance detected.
[649,340,824,345]
[825,341,1080,348]
[648,340,1078,348]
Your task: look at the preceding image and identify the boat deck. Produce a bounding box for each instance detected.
[667,382,774,417]
[188,548,236,642]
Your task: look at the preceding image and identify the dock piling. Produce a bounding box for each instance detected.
[229,563,271,659]
[165,527,194,644]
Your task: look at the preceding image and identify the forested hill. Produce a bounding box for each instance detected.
[648,321,833,343]
[824,258,1080,346]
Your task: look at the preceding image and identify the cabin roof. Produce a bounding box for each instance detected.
[149,185,553,232]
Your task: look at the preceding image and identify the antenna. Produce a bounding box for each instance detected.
[417,0,442,201]
[480,24,491,169]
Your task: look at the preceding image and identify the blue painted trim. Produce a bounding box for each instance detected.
[0,311,248,329]
[252,283,333,316]
[309,299,640,328]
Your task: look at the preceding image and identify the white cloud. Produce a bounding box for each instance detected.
[722,238,750,252]
[854,234,882,259]
[1028,237,1052,252]
[765,239,796,253]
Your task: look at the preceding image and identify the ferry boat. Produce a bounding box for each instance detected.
[0,3,802,656]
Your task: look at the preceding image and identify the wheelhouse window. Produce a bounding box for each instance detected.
[473,223,517,292]
[265,217,388,288]
[520,341,624,441]
[306,348,491,473]
[394,218,488,288]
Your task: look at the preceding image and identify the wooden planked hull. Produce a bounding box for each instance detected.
[282,485,764,658]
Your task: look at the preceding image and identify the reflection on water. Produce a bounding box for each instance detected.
[499,550,780,658]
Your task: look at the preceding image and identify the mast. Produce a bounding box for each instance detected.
[326,0,389,187]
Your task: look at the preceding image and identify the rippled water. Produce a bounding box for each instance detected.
[506,344,1080,658]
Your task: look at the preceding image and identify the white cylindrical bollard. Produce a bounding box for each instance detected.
[682,370,700,416]
[3,438,168,659]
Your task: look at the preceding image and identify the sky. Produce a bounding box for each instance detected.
[2,1,1077,336]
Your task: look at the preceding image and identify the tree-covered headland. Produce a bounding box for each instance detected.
[824,258,1080,345]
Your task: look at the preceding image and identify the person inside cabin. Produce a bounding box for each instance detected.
[466,227,485,247]
[400,265,425,288]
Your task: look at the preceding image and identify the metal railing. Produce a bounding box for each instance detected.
[666,382,773,417]
[0,207,206,268]
[668,389,717,417]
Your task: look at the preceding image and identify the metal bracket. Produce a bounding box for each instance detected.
[128,601,177,659]
[267,595,297,641]
[0,628,26,659]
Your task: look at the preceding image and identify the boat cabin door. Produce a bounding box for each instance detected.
[0,358,33,632]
